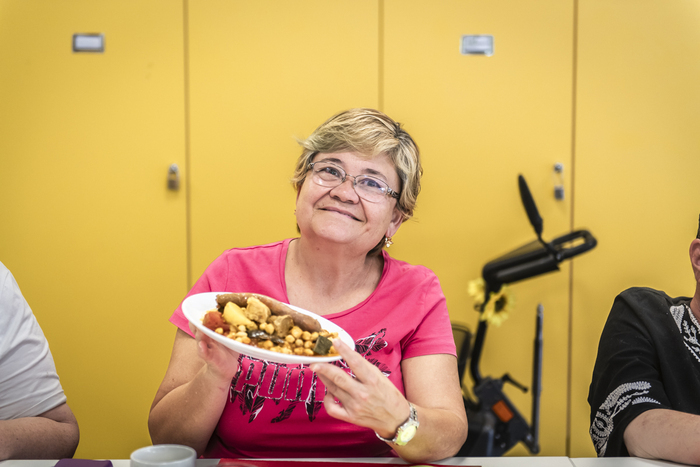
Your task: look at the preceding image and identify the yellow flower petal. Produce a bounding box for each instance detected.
[467,278,486,306]
[480,284,515,327]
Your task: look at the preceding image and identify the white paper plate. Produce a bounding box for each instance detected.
[182,292,353,364]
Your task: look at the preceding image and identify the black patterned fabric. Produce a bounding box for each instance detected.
[588,287,700,456]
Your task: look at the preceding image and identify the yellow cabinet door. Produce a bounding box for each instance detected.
[383,0,576,456]
[571,0,700,457]
[0,1,187,458]
[187,0,380,282]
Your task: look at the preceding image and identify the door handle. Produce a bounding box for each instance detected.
[167,163,180,191]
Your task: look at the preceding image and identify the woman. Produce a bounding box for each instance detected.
[148,108,467,462]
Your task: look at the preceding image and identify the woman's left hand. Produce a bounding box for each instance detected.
[310,339,410,439]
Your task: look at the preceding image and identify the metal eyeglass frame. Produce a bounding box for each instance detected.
[307,161,400,202]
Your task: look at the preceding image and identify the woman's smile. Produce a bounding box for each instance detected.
[318,205,362,221]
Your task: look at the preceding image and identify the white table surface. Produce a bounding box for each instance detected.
[0,457,573,467]
[0,457,690,467]
[570,458,691,467]
[436,457,573,466]
[306,457,574,466]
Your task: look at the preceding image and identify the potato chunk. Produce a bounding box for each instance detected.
[222,302,256,330]
[244,297,271,323]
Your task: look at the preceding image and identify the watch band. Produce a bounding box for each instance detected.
[375,402,419,446]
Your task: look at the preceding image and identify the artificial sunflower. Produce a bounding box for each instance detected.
[467,278,486,308]
[467,278,515,327]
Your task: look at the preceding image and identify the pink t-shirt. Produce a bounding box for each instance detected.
[170,239,456,458]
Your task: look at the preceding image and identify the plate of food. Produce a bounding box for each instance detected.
[182,292,354,364]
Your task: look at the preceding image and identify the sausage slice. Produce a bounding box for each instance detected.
[215,293,322,333]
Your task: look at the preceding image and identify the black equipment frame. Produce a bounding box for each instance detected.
[457,175,597,456]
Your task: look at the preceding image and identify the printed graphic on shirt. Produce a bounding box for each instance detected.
[670,305,685,331]
[229,328,389,424]
[590,381,660,456]
[674,304,700,364]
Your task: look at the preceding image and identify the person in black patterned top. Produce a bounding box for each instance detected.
[588,215,700,463]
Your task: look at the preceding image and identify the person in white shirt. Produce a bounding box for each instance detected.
[0,260,79,460]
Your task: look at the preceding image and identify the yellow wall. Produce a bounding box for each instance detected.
[1,0,699,459]
[570,0,700,456]
[187,1,381,282]
[0,0,188,459]
[383,1,575,455]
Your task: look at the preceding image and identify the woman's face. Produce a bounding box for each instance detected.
[295,151,403,253]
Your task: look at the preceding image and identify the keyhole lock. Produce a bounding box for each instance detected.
[167,163,180,191]
[553,163,564,200]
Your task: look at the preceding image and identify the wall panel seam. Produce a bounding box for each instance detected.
[566,0,579,457]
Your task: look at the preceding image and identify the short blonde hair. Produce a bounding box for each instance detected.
[291,108,422,222]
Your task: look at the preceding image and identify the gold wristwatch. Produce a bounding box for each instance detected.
[375,402,419,446]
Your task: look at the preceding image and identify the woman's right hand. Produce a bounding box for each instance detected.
[149,328,239,455]
[190,323,240,382]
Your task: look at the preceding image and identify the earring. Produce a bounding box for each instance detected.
[384,236,393,248]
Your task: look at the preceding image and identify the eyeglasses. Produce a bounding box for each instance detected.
[307,161,400,203]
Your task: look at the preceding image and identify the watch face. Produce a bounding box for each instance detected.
[395,423,418,445]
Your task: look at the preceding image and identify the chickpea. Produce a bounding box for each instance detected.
[215,328,224,334]
[235,331,247,338]
[330,332,339,339]
[240,337,251,345]
[293,347,304,355]
[238,325,247,332]
[295,339,304,348]
[281,348,292,355]
[304,341,313,349]
[290,326,303,339]
[262,340,274,349]
[303,349,314,356]
[265,323,275,335]
[310,332,319,341]
[319,330,330,338]
[302,331,311,341]
[328,345,336,354]
[285,335,295,343]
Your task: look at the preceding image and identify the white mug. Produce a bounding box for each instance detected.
[130,444,196,467]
